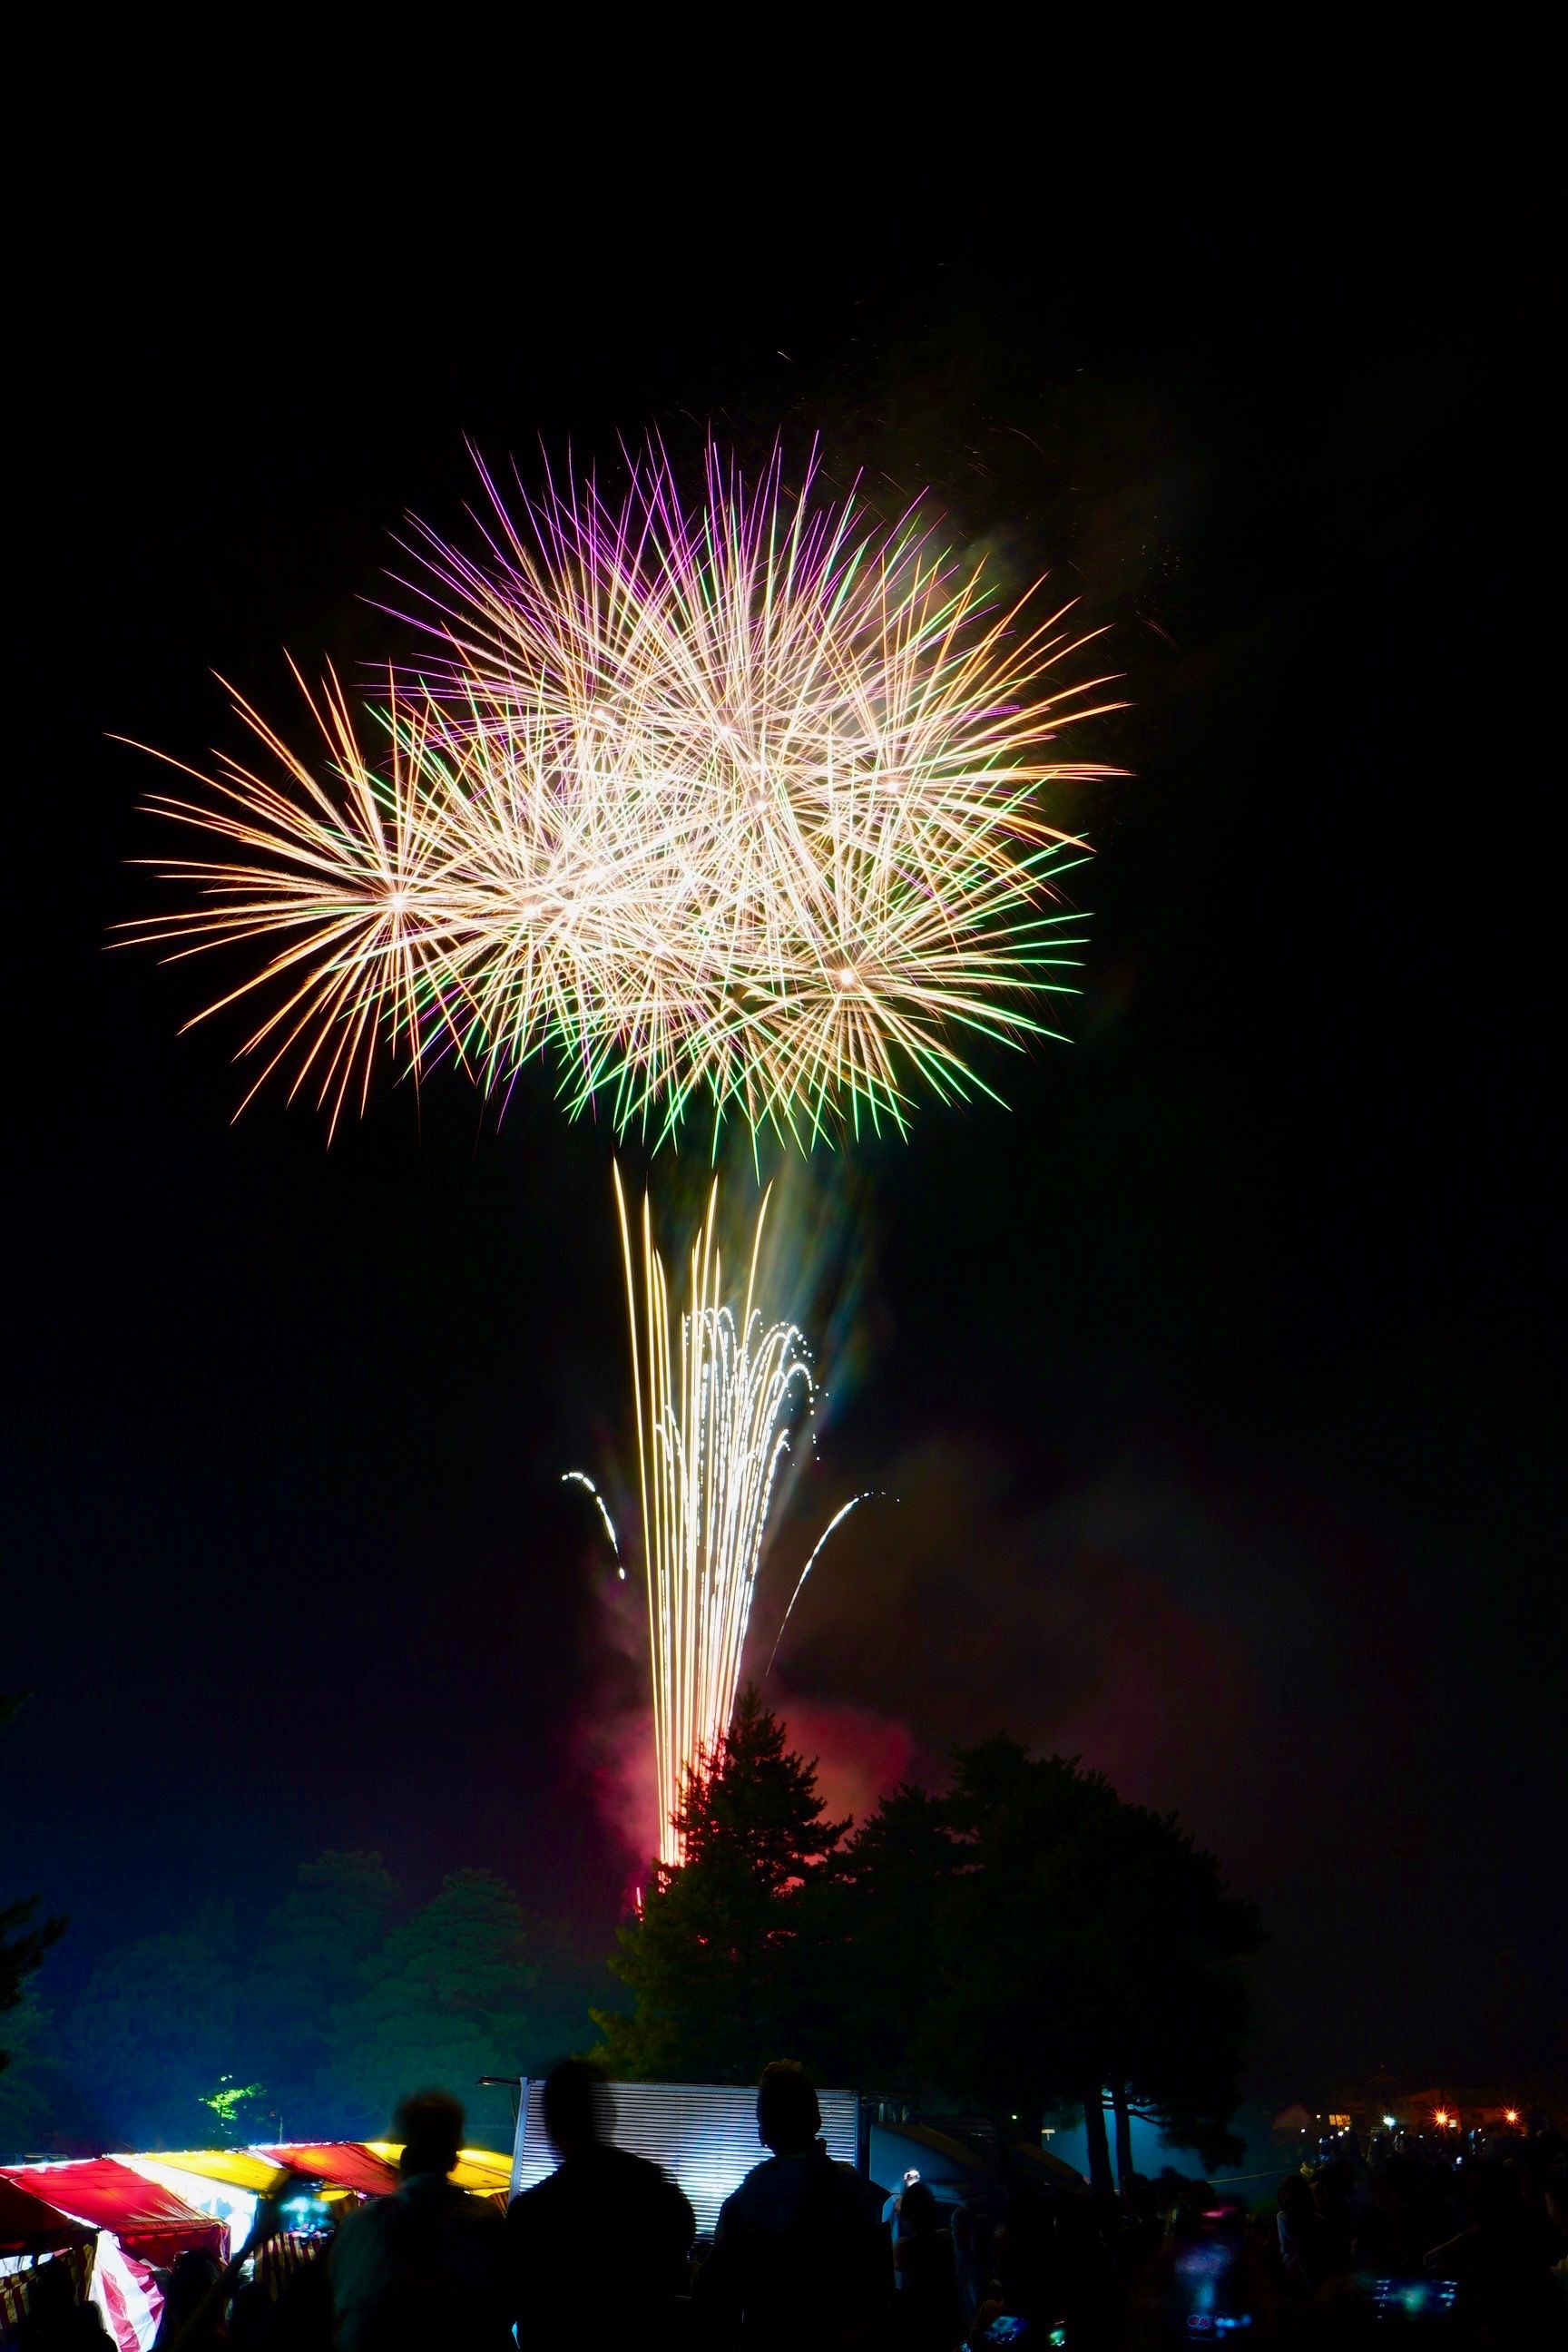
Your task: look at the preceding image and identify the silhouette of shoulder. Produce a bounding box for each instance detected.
[700,2146,888,2343]
[721,2146,882,2232]
[508,2145,693,2333]
[331,2177,509,2350]
[508,2142,693,2275]
[511,2141,689,2228]
[514,2141,665,2198]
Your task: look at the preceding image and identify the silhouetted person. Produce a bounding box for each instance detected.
[329,2088,510,2351]
[152,2250,226,2349]
[891,2181,961,2348]
[152,2250,225,2348]
[1308,2160,1355,2279]
[225,2279,274,2351]
[247,2210,340,2352]
[506,2057,694,2347]
[948,2207,986,2332]
[14,2257,113,2350]
[696,2059,889,2349]
[1274,2173,1327,2299]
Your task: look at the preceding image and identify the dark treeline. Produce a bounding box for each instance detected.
[599,1692,1263,2194]
[2,1694,67,2138]
[3,1698,1261,2189]
[0,1850,608,2159]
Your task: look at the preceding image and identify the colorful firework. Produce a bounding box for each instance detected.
[613,1168,819,1865]
[122,443,1122,1842]
[120,662,679,1135]
[125,441,1117,1146]
[121,665,469,1134]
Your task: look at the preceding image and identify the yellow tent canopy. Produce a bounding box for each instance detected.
[129,2151,288,2194]
[122,2144,512,2204]
[366,2144,511,2197]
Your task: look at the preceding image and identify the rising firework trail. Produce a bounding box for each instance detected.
[124,441,1118,1148]
[613,1166,825,1865]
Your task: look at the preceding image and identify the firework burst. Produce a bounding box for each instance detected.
[121,665,472,1132]
[126,442,1118,1146]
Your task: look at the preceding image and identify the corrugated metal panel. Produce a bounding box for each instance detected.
[509,2081,860,2237]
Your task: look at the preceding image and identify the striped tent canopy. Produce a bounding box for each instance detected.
[256,2144,401,2198]
[366,2143,512,2200]
[0,2244,96,2341]
[0,2173,96,2257]
[132,2149,288,2194]
[0,2161,224,2260]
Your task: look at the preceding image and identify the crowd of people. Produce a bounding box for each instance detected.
[1268,2123,1568,2341]
[5,2068,1565,2347]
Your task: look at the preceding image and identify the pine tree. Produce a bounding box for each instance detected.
[594,1687,847,2082]
[321,1869,539,2139]
[249,1850,402,2132]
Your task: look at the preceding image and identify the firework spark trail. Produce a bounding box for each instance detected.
[562,1470,623,1576]
[763,1491,887,1680]
[124,441,1119,1147]
[613,1166,823,1865]
[117,666,485,1134]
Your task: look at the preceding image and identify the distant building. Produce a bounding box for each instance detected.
[1271,2081,1541,2146]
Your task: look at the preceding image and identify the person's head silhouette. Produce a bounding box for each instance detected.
[543,2057,615,2162]
[393,2088,465,2180]
[756,2060,821,2156]
[898,2180,943,2239]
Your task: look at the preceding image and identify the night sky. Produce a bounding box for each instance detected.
[5,134,1558,2109]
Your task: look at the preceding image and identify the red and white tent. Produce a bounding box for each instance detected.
[1,2176,96,2340]
[0,2171,95,2259]
[0,2158,224,2262]
[88,2231,165,2351]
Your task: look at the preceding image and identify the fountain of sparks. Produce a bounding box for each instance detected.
[612,1168,813,1866]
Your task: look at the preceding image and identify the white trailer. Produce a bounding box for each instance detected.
[507,2080,862,2237]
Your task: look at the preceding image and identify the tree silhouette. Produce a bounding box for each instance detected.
[249,1849,402,2131]
[596,1705,1260,2182]
[65,1906,243,2146]
[826,1783,957,2097]
[925,1738,1262,2189]
[320,1867,540,2138]
[28,1852,569,2150]
[595,1686,846,2082]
